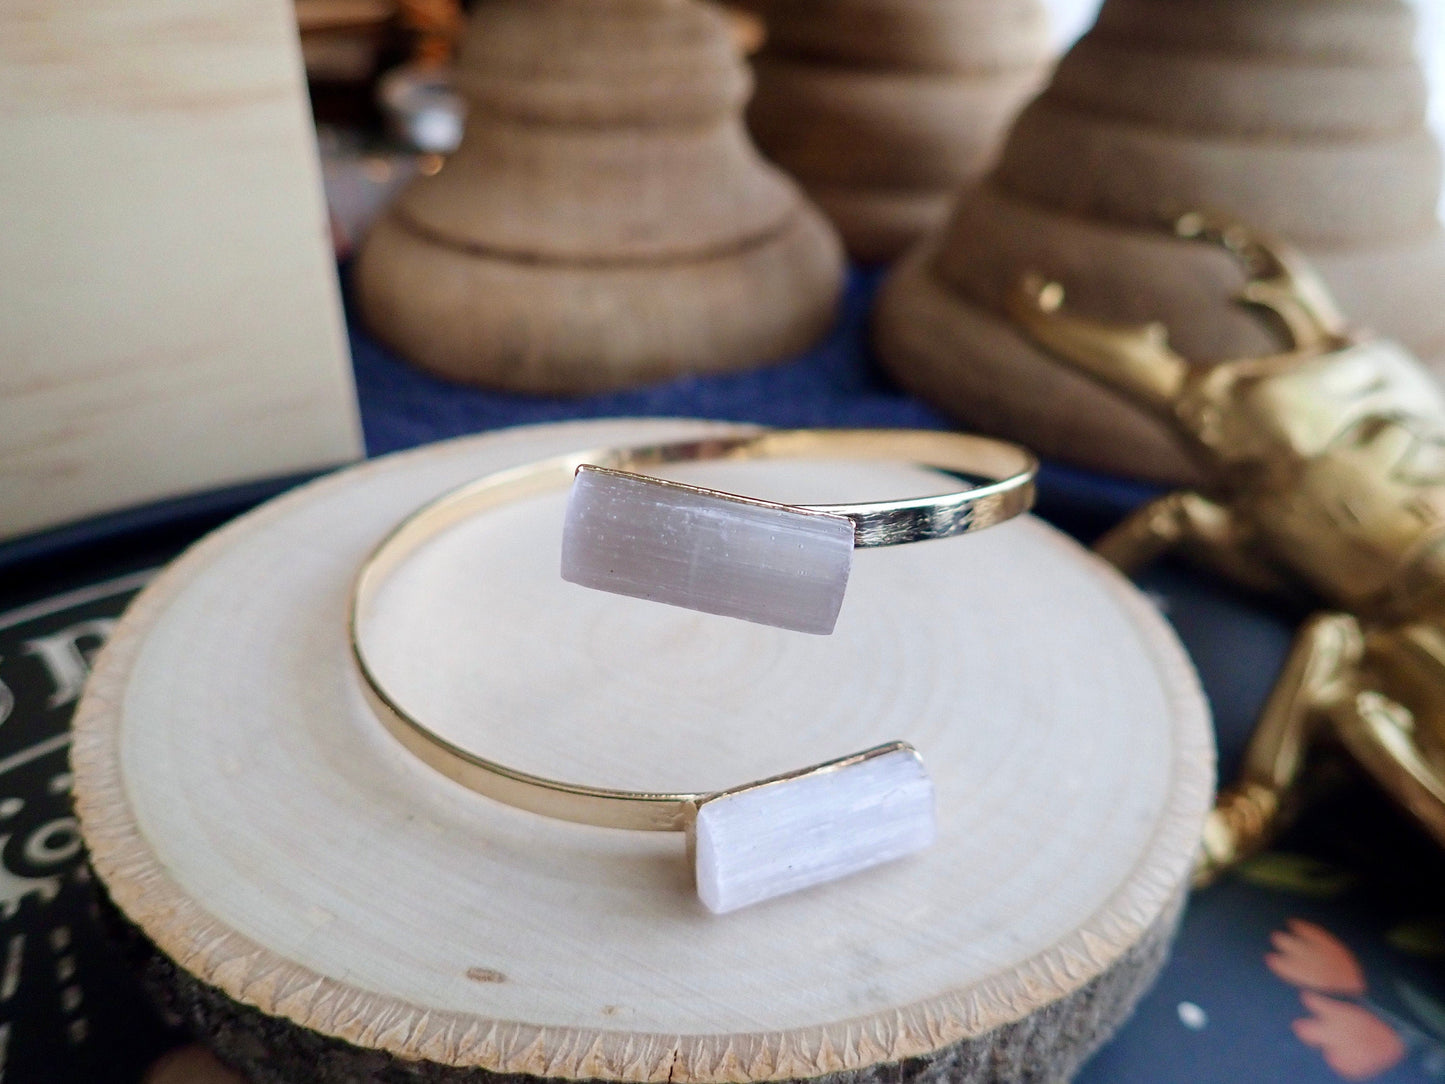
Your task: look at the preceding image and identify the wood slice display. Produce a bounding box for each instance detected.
[72,419,1214,1082]
[354,0,844,394]
[874,0,1445,483]
[746,0,1052,263]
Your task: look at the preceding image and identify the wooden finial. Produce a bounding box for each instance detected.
[747,0,1053,262]
[356,0,844,394]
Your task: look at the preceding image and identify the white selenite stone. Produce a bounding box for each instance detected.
[693,747,936,914]
[560,467,856,634]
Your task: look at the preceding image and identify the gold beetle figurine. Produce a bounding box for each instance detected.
[1006,213,1445,883]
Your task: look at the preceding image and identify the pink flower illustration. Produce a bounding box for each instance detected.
[1267,918,1367,995]
[1292,991,1406,1081]
[1264,918,1420,1081]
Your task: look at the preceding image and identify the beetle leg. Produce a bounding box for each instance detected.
[1197,612,1365,884]
[1328,642,1445,842]
[1174,212,1348,353]
[1006,274,1189,413]
[1095,491,1218,571]
[1095,490,1291,594]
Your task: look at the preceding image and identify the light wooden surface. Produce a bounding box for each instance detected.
[0,0,362,542]
[746,0,1052,262]
[355,0,843,393]
[73,419,1213,1082]
[875,0,1445,483]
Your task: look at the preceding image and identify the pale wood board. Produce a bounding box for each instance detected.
[72,419,1214,1081]
[0,0,362,542]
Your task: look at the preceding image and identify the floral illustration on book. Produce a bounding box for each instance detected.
[1267,917,1445,1080]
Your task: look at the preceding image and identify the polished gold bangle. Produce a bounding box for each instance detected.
[349,428,1037,911]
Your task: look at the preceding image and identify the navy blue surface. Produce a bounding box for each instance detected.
[351,268,949,454]
[348,265,1161,525]
[0,474,317,577]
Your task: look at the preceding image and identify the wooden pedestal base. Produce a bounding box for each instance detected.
[355,0,845,393]
[355,206,841,394]
[875,183,1445,484]
[74,420,1213,1082]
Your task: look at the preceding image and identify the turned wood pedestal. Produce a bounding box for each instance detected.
[355,0,843,394]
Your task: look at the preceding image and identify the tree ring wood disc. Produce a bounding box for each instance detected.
[72,419,1214,1082]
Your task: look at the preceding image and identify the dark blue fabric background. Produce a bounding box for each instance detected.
[349,266,1159,520]
[352,268,950,455]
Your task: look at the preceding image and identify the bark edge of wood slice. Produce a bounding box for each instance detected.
[72,419,1215,1082]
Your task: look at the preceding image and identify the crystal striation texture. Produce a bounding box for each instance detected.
[692,747,936,913]
[561,467,856,634]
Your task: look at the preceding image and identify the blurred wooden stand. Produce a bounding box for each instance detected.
[356,0,844,394]
[747,0,1053,263]
[75,419,1212,1083]
[874,0,1445,482]
[295,0,397,84]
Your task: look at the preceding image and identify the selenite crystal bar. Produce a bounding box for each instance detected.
[560,468,856,634]
[693,747,936,914]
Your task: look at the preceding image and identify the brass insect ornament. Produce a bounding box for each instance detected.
[1007,214,1445,883]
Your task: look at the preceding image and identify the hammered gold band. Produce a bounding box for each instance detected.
[349,428,1037,833]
